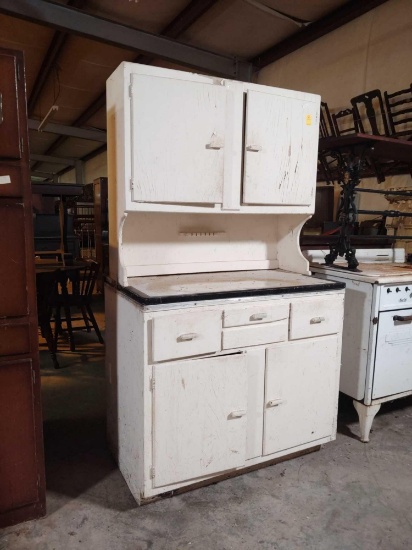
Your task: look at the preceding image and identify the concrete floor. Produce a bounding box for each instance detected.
[1,301,412,550]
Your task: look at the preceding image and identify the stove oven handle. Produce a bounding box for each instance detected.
[393,315,412,322]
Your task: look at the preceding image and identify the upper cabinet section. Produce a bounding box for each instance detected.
[107,63,320,214]
[130,74,228,206]
[0,54,22,160]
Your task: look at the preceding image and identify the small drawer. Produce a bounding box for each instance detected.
[223,302,289,328]
[152,310,221,362]
[289,296,342,340]
[223,320,288,350]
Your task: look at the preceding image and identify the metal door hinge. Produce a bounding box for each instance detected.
[129,178,134,191]
[32,369,36,384]
[150,377,155,391]
[150,467,155,479]
[372,317,378,325]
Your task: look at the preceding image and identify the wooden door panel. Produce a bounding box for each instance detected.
[153,354,247,487]
[131,74,226,205]
[0,54,21,159]
[263,336,339,455]
[0,203,28,317]
[0,360,39,513]
[0,323,31,356]
[0,163,23,197]
[243,90,318,206]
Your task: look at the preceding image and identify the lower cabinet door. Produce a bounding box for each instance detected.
[152,353,247,488]
[0,360,39,514]
[263,335,339,456]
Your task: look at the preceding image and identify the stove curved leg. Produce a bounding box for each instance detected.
[353,400,381,442]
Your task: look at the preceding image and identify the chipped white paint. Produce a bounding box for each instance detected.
[105,62,343,503]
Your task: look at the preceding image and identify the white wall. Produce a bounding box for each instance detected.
[59,150,107,184]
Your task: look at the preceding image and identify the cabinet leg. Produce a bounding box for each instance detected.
[353,400,381,442]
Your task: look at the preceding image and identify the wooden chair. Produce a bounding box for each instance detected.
[36,271,60,369]
[350,89,390,136]
[54,260,104,352]
[319,101,335,138]
[332,108,357,136]
[384,84,412,138]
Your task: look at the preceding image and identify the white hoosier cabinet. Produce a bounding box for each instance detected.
[105,62,345,503]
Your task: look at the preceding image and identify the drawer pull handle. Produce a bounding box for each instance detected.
[229,409,246,419]
[177,332,198,342]
[267,399,283,408]
[393,315,412,322]
[310,317,325,324]
[250,312,268,321]
[246,144,262,152]
[206,134,224,150]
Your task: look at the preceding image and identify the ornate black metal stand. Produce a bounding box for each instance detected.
[324,150,366,271]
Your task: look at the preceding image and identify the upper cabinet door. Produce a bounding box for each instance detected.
[0,54,22,160]
[243,90,319,206]
[130,74,227,205]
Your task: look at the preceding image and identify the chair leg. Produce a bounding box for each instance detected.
[64,305,76,352]
[81,305,91,332]
[41,320,60,369]
[54,306,61,350]
[86,304,104,344]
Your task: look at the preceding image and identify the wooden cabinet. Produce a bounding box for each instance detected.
[0,48,45,528]
[106,287,344,503]
[0,53,22,160]
[243,90,318,206]
[152,354,247,487]
[108,63,320,213]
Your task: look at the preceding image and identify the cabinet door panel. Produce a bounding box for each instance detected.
[245,348,265,460]
[0,360,39,513]
[131,74,226,205]
[0,54,21,159]
[0,164,23,198]
[0,203,28,317]
[153,354,247,488]
[263,336,339,456]
[243,90,319,206]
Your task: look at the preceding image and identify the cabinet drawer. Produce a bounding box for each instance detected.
[223,301,289,328]
[152,310,221,362]
[223,320,288,350]
[289,296,342,340]
[0,164,22,198]
[0,323,31,356]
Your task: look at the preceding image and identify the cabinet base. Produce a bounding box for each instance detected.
[138,445,321,506]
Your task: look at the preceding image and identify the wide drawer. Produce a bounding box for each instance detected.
[222,320,288,350]
[223,301,289,328]
[151,310,221,362]
[289,295,342,340]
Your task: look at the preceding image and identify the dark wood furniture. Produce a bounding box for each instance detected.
[332,108,357,136]
[93,177,108,292]
[318,133,412,269]
[350,89,390,136]
[0,48,46,527]
[384,84,412,138]
[53,261,104,352]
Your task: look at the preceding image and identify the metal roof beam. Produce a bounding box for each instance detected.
[28,119,107,142]
[30,153,77,165]
[0,0,252,80]
[27,0,87,114]
[252,0,389,69]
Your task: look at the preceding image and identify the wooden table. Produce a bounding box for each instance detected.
[318,134,412,270]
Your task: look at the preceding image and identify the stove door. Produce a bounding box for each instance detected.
[373,308,412,399]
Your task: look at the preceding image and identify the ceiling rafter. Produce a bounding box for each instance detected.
[27,0,87,115]
[23,0,221,175]
[252,0,389,69]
